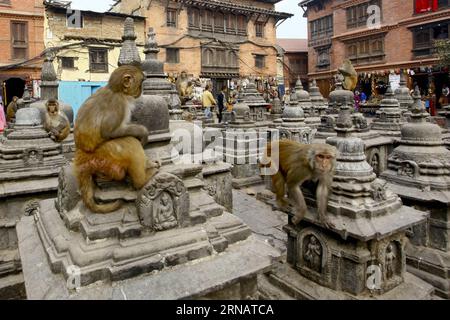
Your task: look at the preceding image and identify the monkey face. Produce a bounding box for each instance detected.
[47,103,59,115]
[315,153,335,173]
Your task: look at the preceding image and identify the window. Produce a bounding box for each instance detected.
[217,49,226,66]
[346,0,381,29]
[227,14,236,34]
[89,48,108,73]
[188,8,200,28]
[61,57,75,69]
[166,48,179,63]
[167,9,177,28]
[255,22,265,38]
[0,0,11,5]
[214,12,224,33]
[412,22,449,56]
[11,21,28,60]
[438,0,450,9]
[317,47,330,68]
[310,15,333,41]
[255,55,265,68]
[345,36,385,64]
[229,51,238,67]
[237,15,247,36]
[202,48,214,66]
[415,0,437,13]
[202,10,213,32]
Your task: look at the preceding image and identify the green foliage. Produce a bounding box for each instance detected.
[434,39,450,67]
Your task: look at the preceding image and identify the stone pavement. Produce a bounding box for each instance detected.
[233,186,287,255]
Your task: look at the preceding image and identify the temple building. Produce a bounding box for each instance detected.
[109,0,293,94]
[277,38,309,90]
[299,0,450,106]
[0,0,45,106]
[43,0,146,114]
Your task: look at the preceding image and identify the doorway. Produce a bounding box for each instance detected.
[3,78,26,106]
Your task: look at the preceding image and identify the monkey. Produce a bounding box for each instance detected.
[262,140,337,228]
[338,59,358,91]
[6,96,19,122]
[74,65,160,214]
[43,99,70,142]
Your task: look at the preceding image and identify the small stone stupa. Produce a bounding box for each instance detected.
[394,71,414,116]
[371,86,406,136]
[241,78,271,127]
[294,78,320,129]
[0,107,67,299]
[264,99,433,299]
[17,20,278,300]
[259,70,433,299]
[30,52,74,125]
[381,88,450,298]
[216,100,264,188]
[309,79,328,116]
[277,90,313,144]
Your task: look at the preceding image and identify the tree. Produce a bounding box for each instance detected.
[434,39,450,67]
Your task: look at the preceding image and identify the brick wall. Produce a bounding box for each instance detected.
[304,0,448,81]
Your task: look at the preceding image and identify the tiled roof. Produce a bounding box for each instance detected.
[277,38,308,53]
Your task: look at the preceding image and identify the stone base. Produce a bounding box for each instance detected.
[0,273,26,300]
[260,261,434,300]
[17,216,280,300]
[406,243,450,299]
[232,176,263,189]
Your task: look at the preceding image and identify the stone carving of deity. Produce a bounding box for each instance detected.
[154,192,177,231]
[385,243,397,279]
[399,162,415,178]
[304,235,322,273]
[370,153,380,175]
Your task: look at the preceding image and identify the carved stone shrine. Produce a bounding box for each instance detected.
[381,88,450,299]
[0,108,67,299]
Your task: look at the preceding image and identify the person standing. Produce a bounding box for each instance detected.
[216,85,227,123]
[202,84,217,120]
[441,84,449,106]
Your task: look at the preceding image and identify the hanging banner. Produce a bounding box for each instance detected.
[389,74,401,92]
[415,0,438,14]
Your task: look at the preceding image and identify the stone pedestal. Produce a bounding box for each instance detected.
[0,108,67,299]
[17,163,279,299]
[260,100,432,299]
[381,89,450,299]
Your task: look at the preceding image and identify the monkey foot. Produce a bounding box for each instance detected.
[292,215,303,225]
[321,219,335,229]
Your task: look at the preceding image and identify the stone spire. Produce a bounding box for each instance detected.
[394,71,413,113]
[309,79,327,116]
[40,51,59,101]
[328,74,354,113]
[277,88,312,143]
[118,17,141,67]
[371,86,405,135]
[294,77,313,116]
[241,77,266,105]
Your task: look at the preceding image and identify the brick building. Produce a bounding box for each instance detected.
[0,0,45,106]
[44,0,146,114]
[110,0,292,94]
[277,38,308,90]
[299,0,450,101]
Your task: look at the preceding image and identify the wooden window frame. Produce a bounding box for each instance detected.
[166,48,180,64]
[11,21,28,61]
[255,54,266,69]
[167,8,178,28]
[346,35,386,65]
[89,48,108,73]
[346,0,382,29]
[255,22,265,38]
[310,15,333,41]
[61,57,75,69]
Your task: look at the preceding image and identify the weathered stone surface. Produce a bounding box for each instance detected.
[371,86,406,136]
[381,88,450,298]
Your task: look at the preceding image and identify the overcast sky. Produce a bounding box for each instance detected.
[70,0,307,39]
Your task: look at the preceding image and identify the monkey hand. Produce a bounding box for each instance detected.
[319,215,335,229]
[147,159,161,169]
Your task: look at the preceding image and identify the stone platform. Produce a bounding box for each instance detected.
[18,215,279,300]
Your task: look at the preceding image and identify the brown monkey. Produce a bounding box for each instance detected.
[338,59,358,91]
[44,99,70,142]
[263,140,337,228]
[6,96,19,122]
[74,65,160,214]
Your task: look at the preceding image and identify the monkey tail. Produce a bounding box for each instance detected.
[75,152,123,214]
[77,170,123,214]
